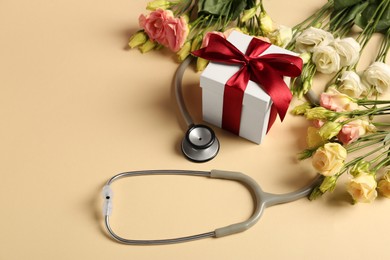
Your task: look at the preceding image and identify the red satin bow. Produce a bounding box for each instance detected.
[193,34,303,135]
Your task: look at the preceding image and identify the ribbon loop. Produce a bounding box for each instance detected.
[193,33,302,136]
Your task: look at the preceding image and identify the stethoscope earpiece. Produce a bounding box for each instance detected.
[181,124,219,162]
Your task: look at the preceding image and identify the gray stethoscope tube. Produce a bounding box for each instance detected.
[175,56,220,163]
[103,170,322,245]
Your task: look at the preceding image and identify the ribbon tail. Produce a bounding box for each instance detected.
[267,106,278,133]
[251,64,292,122]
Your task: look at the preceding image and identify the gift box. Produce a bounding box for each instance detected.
[199,31,300,144]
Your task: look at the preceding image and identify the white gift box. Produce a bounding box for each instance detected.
[200,31,297,144]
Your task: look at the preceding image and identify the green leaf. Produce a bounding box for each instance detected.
[344,1,370,24]
[355,3,390,32]
[230,0,247,20]
[245,0,256,9]
[330,2,368,31]
[198,0,247,20]
[334,0,364,11]
[377,4,390,32]
[298,149,316,160]
[354,9,368,29]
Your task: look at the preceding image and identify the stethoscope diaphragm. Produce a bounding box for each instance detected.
[181,124,219,162]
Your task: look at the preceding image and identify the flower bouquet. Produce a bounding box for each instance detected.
[289,0,390,203]
[127,0,390,204]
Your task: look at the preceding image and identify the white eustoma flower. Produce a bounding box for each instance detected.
[362,62,390,94]
[330,37,361,67]
[295,27,334,53]
[312,45,340,74]
[337,70,366,98]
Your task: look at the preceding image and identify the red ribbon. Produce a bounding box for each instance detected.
[193,34,302,135]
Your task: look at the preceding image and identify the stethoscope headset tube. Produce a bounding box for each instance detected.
[174,56,220,162]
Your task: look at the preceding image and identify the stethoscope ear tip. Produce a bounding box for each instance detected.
[181,124,220,163]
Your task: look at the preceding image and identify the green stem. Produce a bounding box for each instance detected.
[376,27,390,62]
[370,149,390,165]
[328,7,348,34]
[358,0,390,50]
[373,156,390,172]
[352,131,388,142]
[358,100,390,105]
[347,139,384,153]
[351,140,390,161]
[373,122,390,126]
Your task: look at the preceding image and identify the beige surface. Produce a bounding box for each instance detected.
[0,0,388,259]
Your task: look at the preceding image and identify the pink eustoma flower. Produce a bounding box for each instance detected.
[139,9,188,52]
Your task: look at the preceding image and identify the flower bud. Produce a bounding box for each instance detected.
[182,14,190,23]
[305,107,337,120]
[365,122,377,133]
[303,79,312,92]
[241,7,258,23]
[299,52,311,64]
[260,12,275,34]
[268,25,292,48]
[350,160,371,177]
[176,41,191,62]
[291,102,312,115]
[309,186,324,200]
[128,31,148,48]
[196,57,209,72]
[139,39,157,53]
[313,22,322,28]
[319,176,337,193]
[307,127,325,148]
[146,0,172,10]
[191,34,203,52]
[318,121,342,140]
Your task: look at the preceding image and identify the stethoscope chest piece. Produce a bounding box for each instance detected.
[181,124,219,162]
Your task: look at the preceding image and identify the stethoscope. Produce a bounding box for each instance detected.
[102,56,321,245]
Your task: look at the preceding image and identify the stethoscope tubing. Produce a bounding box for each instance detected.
[102,170,322,245]
[174,56,194,127]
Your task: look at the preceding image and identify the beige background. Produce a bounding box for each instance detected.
[1,0,388,259]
